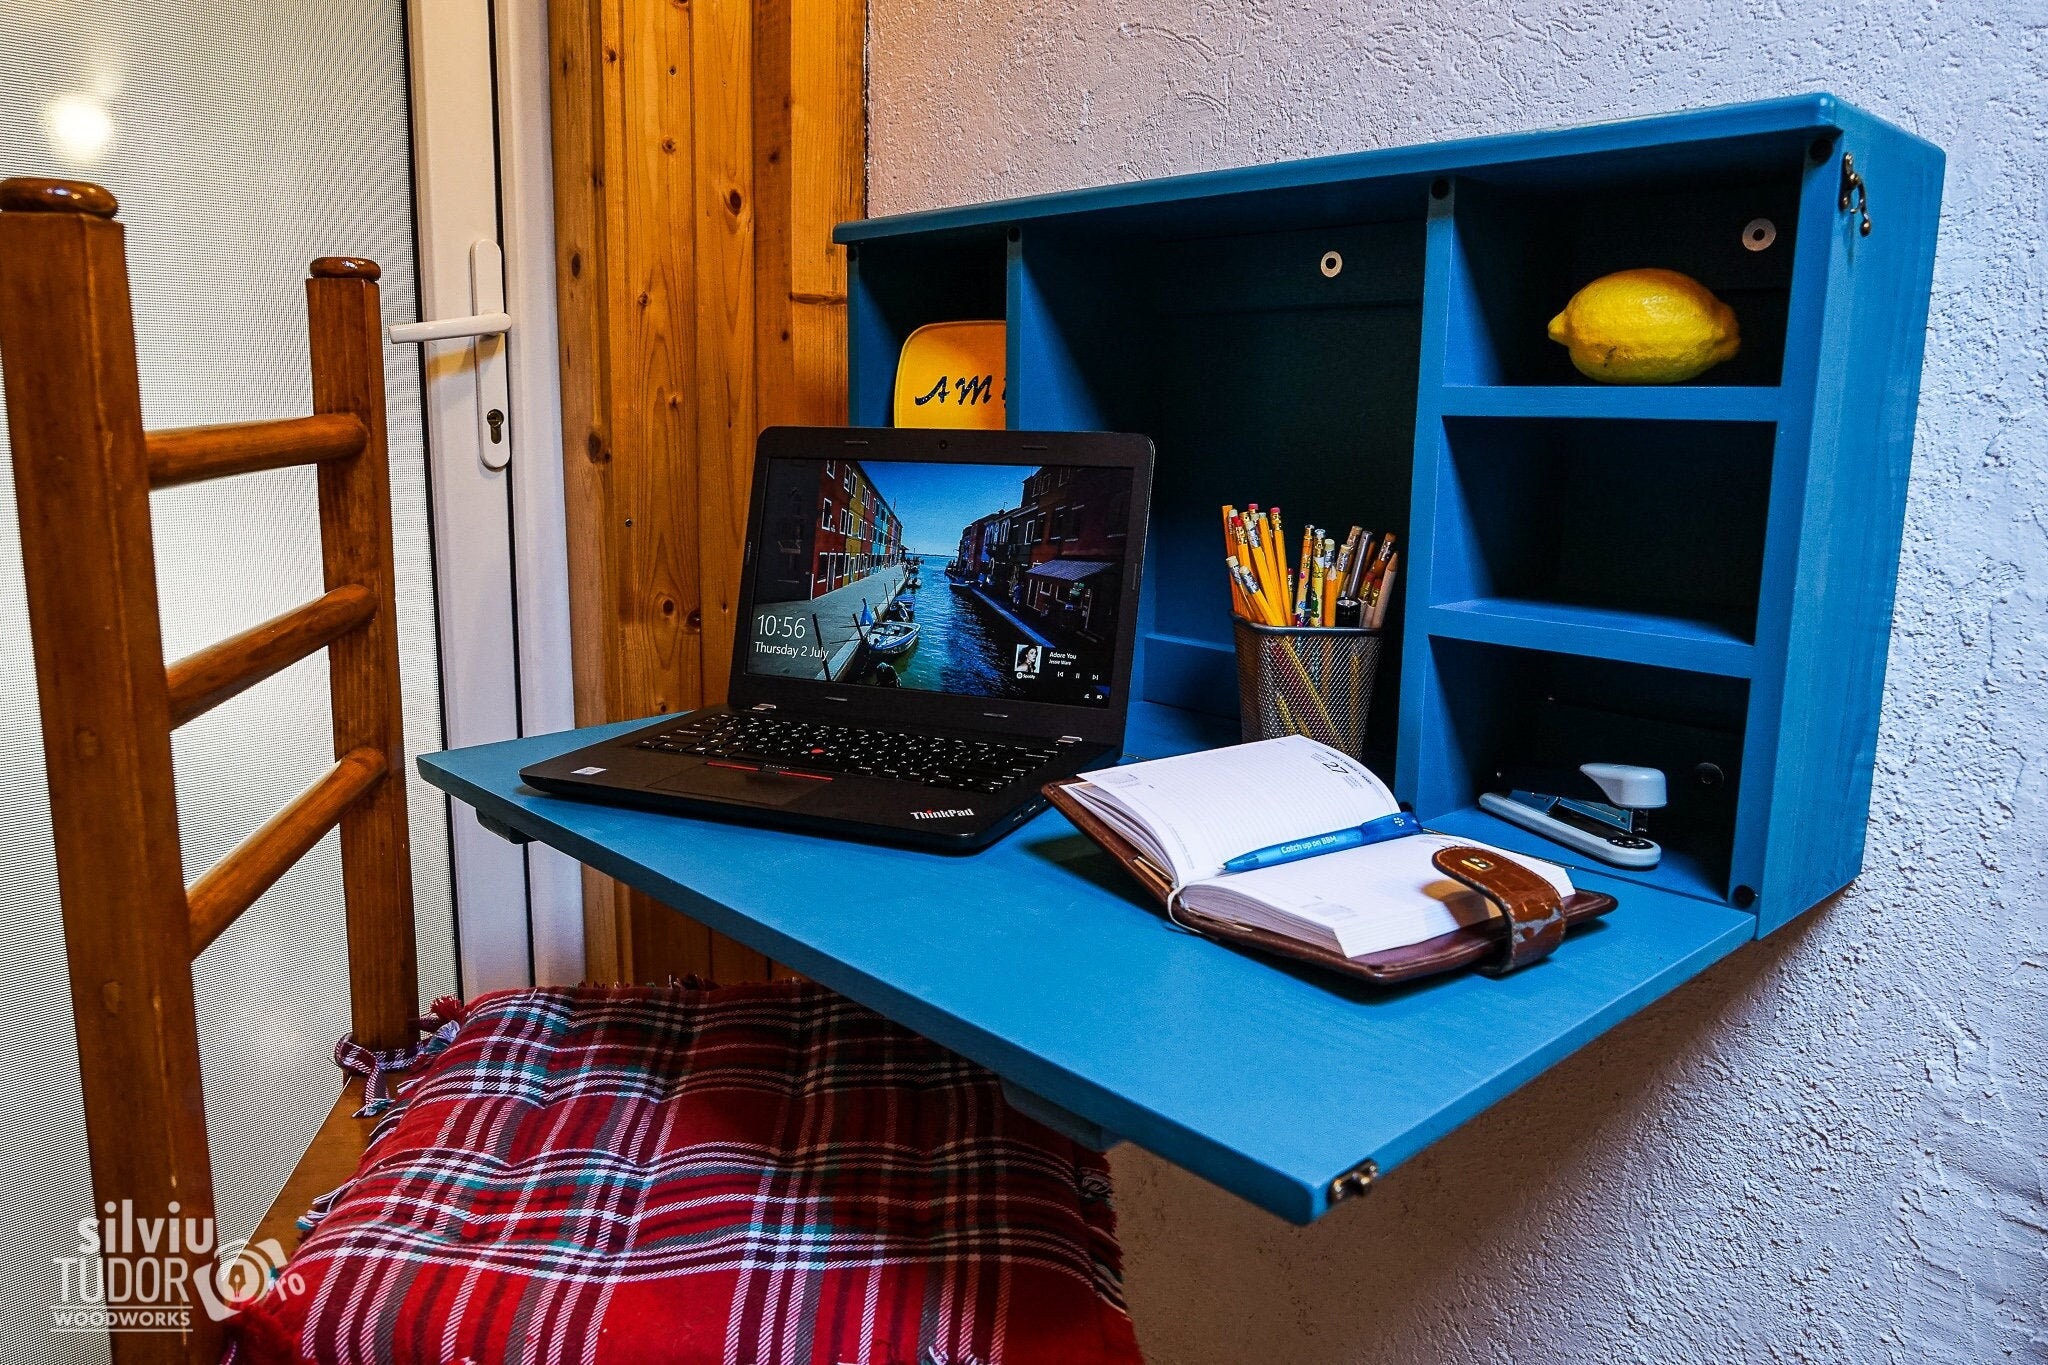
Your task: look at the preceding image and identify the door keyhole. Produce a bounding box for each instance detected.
[486,408,505,444]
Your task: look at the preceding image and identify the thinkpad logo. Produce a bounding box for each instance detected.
[910,808,975,821]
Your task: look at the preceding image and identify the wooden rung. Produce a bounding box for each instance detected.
[187,747,387,957]
[166,584,377,728]
[146,412,367,489]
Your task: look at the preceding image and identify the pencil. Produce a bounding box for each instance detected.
[1294,527,1314,626]
[1246,561,1287,626]
[1336,526,1362,581]
[1369,553,1399,629]
[1255,510,1283,607]
[1321,536,1339,626]
[1230,514,1258,579]
[1244,511,1271,604]
[1268,505,1288,606]
[1369,531,1397,584]
[1345,532,1376,598]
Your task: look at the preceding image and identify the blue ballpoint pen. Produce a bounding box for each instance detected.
[1220,810,1421,873]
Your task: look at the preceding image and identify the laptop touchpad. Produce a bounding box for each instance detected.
[652,764,824,808]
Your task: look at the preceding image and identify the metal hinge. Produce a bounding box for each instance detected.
[1327,1158,1379,1206]
[1839,153,1872,236]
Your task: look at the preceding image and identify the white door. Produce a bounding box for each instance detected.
[0,3,574,1357]
[399,0,581,995]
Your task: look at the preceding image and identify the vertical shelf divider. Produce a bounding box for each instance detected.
[1397,179,1461,817]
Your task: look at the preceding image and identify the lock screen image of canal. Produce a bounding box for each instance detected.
[868,558,1028,698]
[746,456,1127,706]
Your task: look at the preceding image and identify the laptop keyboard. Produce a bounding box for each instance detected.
[632,714,1065,793]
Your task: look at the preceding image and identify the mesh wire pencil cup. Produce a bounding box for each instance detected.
[1232,618,1383,759]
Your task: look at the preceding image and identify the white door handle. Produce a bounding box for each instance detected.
[385,241,514,472]
[388,310,512,344]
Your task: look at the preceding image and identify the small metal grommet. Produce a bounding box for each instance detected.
[1328,1159,1378,1204]
[1319,250,1343,278]
[1741,217,1777,252]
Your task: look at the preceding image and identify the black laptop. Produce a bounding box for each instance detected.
[522,426,1155,850]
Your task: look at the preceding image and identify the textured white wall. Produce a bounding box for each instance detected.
[867,4,2045,1361]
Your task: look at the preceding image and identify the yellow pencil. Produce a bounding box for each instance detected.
[1238,560,1285,626]
[1230,514,1258,579]
[1294,527,1314,625]
[1222,507,1252,617]
[1257,512,1286,612]
[1224,556,1252,619]
[1268,505,1288,605]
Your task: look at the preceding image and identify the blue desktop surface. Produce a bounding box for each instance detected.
[419,700,1753,1224]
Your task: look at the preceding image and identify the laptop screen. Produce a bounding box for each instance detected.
[745,455,1137,709]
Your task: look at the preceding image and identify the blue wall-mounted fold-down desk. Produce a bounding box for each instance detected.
[425,95,1939,1224]
[420,701,1754,1224]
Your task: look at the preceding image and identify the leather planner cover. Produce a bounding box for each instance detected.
[1043,775,1617,985]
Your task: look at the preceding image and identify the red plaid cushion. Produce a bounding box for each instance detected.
[228,980,1141,1365]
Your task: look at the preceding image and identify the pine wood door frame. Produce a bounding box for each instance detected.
[547,0,864,982]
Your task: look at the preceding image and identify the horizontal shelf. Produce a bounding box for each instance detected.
[1425,802,1732,906]
[1424,598,1755,677]
[422,700,1756,1223]
[1436,385,1782,422]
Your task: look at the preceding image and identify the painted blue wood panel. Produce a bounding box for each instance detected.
[1436,386,1784,423]
[1423,599,1756,678]
[1754,113,1945,932]
[418,704,1755,1224]
[835,97,1843,247]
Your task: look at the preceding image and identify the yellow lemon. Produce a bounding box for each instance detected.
[1546,268,1740,384]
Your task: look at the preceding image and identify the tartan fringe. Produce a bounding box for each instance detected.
[301,996,469,1231]
[334,995,467,1117]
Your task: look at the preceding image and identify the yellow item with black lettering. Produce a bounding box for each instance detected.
[894,320,1006,428]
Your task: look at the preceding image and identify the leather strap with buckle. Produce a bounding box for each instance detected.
[1431,845,1567,975]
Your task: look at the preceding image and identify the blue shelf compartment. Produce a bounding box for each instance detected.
[1400,635,1754,905]
[1428,146,1806,389]
[846,229,1009,425]
[1417,412,1777,659]
[996,216,1428,762]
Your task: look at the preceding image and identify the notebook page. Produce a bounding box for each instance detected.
[1185,833,1575,958]
[1074,736,1397,884]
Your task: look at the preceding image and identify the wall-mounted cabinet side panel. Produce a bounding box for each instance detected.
[1724,137,1846,921]
[1755,120,1945,934]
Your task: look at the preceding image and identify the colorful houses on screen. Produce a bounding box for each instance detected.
[950,465,1130,643]
[760,459,906,602]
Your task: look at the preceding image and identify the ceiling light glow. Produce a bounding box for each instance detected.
[44,97,113,165]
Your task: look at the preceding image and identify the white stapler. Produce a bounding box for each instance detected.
[1479,762,1665,869]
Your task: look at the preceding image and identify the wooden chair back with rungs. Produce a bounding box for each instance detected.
[0,177,419,1364]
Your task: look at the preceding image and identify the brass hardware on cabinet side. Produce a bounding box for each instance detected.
[1328,1159,1379,1205]
[1839,153,1872,236]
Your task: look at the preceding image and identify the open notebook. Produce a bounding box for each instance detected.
[1055,736,1606,974]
